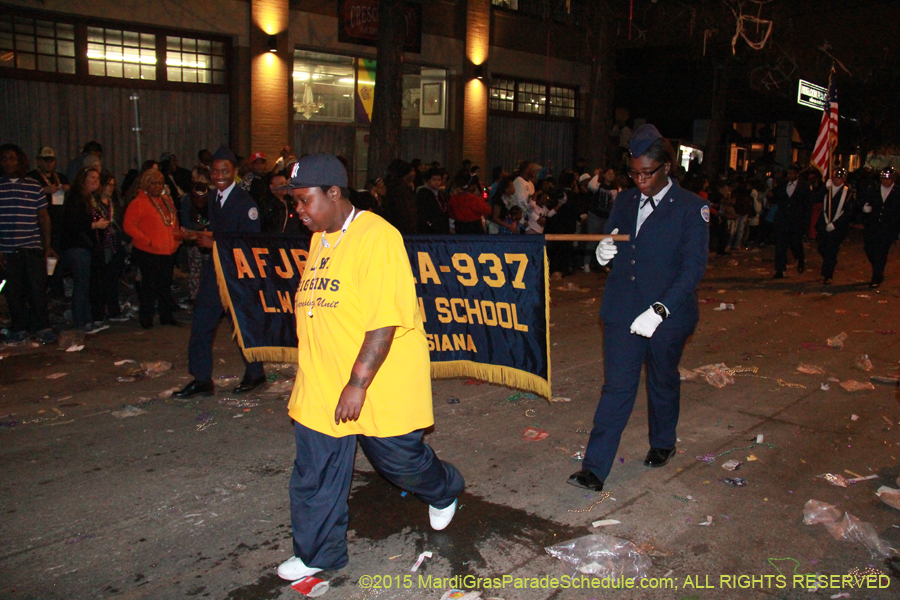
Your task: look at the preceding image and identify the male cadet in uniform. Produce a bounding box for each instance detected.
[174,145,266,398]
[861,167,900,288]
[771,164,810,279]
[814,167,854,285]
[274,154,464,582]
[568,124,709,492]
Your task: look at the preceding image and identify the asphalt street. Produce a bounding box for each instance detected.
[2,229,900,600]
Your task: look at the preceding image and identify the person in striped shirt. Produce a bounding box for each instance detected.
[0,143,58,343]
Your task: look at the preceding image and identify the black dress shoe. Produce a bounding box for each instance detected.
[233,376,267,394]
[643,447,676,468]
[567,469,604,491]
[173,380,214,399]
[772,272,784,279]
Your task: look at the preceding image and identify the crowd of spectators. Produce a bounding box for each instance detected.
[1,136,897,344]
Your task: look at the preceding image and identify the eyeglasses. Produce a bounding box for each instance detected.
[627,163,665,181]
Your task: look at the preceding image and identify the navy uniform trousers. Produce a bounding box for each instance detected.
[290,421,464,570]
[582,321,694,481]
[187,261,263,382]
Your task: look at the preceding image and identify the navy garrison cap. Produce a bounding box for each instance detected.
[211,144,237,165]
[280,153,348,189]
[629,124,663,158]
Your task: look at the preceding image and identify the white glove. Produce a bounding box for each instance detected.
[825,222,835,232]
[630,307,663,338]
[863,204,872,213]
[595,228,619,265]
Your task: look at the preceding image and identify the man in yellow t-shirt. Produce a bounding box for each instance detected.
[275,154,465,582]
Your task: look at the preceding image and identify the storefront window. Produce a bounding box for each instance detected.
[87,26,156,80]
[0,16,75,74]
[403,65,447,129]
[293,50,355,122]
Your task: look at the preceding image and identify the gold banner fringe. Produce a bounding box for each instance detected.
[212,244,252,358]
[430,360,551,399]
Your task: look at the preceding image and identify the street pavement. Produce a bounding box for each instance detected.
[1,229,899,600]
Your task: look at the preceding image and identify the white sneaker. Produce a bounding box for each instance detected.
[277,556,321,581]
[429,499,457,531]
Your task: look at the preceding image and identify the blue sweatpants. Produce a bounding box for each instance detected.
[289,421,465,570]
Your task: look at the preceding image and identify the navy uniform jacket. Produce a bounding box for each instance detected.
[208,185,261,234]
[863,185,900,241]
[815,184,854,235]
[600,180,709,330]
[772,181,810,233]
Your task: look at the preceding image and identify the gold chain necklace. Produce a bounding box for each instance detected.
[148,194,175,227]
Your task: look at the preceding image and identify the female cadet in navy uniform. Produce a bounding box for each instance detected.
[568,125,709,492]
[174,145,266,398]
[861,167,900,288]
[814,167,853,285]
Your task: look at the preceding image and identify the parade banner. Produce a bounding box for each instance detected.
[213,234,551,398]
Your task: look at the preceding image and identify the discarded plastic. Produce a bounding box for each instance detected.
[292,576,329,597]
[826,332,848,349]
[820,473,849,487]
[679,367,699,381]
[46,372,68,379]
[855,354,874,372]
[114,359,135,366]
[591,519,621,528]
[803,499,841,525]
[545,534,651,579]
[699,515,713,526]
[712,303,734,311]
[522,427,548,441]
[410,550,432,572]
[721,460,742,471]
[111,406,146,419]
[692,364,735,388]
[724,478,747,486]
[823,512,893,558]
[141,361,172,377]
[839,380,875,392]
[446,397,460,404]
[797,364,826,375]
[875,487,900,510]
[549,396,571,403]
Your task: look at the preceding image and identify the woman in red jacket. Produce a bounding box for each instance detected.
[124,169,182,328]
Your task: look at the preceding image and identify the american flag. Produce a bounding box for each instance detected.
[811,69,838,177]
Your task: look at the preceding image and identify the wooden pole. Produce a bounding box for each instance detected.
[544,234,631,242]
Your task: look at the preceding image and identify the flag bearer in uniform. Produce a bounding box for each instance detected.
[275,153,464,581]
[815,167,853,285]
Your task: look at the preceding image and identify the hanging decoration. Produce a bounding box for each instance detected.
[729,1,774,54]
[297,81,324,120]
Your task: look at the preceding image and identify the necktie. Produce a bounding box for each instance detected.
[217,192,224,206]
[641,196,656,210]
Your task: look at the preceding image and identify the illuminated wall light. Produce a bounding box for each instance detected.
[267,35,277,53]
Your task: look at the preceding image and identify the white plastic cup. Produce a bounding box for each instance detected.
[46,256,58,276]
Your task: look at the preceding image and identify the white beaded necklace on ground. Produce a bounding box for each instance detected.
[305,207,360,318]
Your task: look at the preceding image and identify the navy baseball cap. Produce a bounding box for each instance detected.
[279,153,349,189]
[630,124,663,158]
[211,144,238,165]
